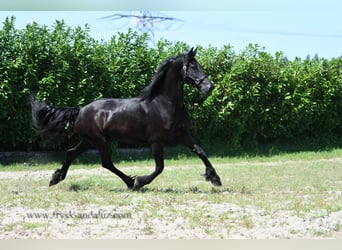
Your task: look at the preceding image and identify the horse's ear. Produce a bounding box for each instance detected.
[183,47,197,71]
[188,47,197,59]
[193,47,197,57]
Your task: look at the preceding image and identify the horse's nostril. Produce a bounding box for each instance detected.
[209,85,214,93]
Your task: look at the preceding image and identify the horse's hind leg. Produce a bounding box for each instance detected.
[133,143,164,190]
[49,140,90,186]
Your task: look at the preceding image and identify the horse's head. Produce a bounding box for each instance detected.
[182,48,213,97]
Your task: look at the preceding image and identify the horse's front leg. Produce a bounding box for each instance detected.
[133,143,164,190]
[181,135,222,186]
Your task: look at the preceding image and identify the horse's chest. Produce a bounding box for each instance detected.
[161,112,190,137]
[146,103,190,141]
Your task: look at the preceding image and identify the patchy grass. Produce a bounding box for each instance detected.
[0,149,342,238]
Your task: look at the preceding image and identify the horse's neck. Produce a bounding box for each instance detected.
[160,72,185,109]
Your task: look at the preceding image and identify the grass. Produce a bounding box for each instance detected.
[24,222,49,230]
[1,146,342,238]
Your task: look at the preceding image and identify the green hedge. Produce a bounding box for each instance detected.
[1,17,342,151]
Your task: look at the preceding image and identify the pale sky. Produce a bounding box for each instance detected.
[0,7,341,59]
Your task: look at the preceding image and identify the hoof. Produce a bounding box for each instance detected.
[126,177,135,190]
[49,169,64,186]
[203,173,222,187]
[211,176,222,187]
[132,176,146,191]
[132,177,142,191]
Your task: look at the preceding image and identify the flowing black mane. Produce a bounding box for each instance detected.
[139,54,184,101]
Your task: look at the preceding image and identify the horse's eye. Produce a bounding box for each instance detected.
[190,64,197,69]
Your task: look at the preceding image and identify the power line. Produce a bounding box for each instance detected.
[221,27,342,38]
[190,22,342,39]
[100,11,185,43]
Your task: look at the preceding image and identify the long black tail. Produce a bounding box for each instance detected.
[31,97,80,137]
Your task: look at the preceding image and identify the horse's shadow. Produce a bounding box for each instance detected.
[67,183,237,194]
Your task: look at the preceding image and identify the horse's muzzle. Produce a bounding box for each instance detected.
[199,78,214,97]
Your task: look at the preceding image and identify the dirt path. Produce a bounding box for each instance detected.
[0,163,341,239]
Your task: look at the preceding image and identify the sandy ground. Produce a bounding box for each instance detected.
[0,168,341,239]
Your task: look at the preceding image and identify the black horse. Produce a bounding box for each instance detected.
[31,48,222,190]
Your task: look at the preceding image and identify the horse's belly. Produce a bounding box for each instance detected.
[103,114,147,143]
